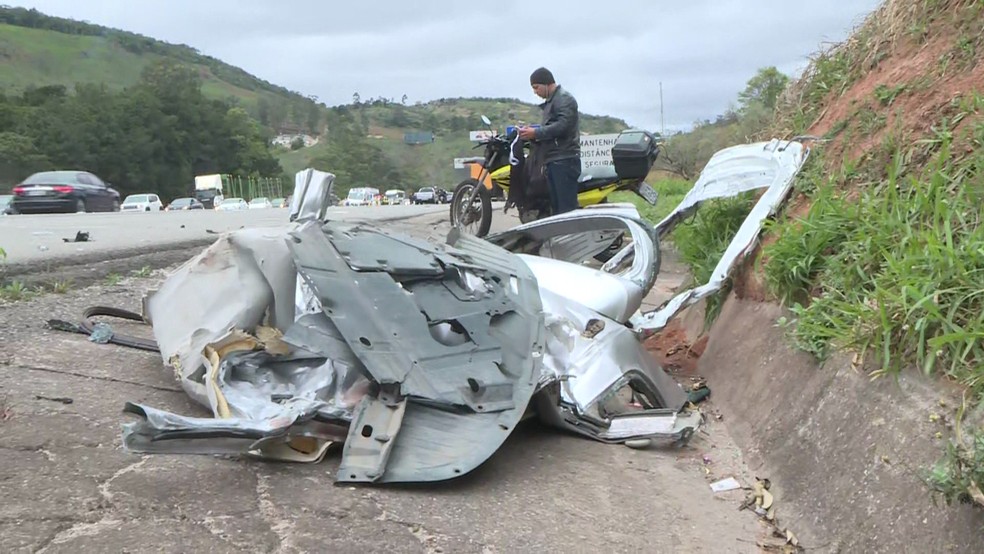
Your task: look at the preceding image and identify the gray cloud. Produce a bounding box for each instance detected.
[10,0,881,130]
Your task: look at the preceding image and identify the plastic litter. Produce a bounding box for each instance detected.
[710,477,742,492]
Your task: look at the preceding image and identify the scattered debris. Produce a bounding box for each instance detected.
[35,395,74,405]
[46,319,83,334]
[49,307,159,352]
[62,231,90,243]
[687,377,711,404]
[87,322,113,344]
[710,477,742,492]
[37,245,48,252]
[739,478,804,552]
[205,229,218,234]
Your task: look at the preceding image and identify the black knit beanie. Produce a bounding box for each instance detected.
[530,67,555,85]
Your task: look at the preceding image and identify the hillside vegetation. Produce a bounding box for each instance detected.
[0,61,282,199]
[0,7,322,133]
[624,0,984,510]
[754,0,984,508]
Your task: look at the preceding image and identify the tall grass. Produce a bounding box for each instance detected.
[671,192,757,325]
[765,131,984,394]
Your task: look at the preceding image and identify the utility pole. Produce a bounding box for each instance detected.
[659,81,665,136]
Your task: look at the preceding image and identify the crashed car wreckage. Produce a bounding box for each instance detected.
[120,138,808,484]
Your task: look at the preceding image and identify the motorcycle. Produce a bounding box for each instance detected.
[449,115,661,237]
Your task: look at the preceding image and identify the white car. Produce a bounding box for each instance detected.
[216,198,248,211]
[121,193,164,212]
[248,197,273,210]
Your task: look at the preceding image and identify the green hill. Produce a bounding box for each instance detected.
[0,7,321,132]
[278,97,630,191]
[0,7,634,194]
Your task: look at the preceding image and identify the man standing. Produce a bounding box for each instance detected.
[518,67,581,215]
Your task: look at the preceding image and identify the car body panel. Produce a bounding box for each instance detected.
[121,138,809,483]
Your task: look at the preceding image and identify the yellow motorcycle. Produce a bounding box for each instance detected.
[449,115,661,237]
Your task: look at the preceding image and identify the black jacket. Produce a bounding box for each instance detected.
[533,85,580,163]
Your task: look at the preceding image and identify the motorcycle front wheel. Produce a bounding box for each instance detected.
[449,179,492,237]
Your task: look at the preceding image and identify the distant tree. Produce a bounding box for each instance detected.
[257,97,271,126]
[738,67,789,112]
[353,92,361,104]
[306,102,321,134]
[291,136,305,150]
[401,94,408,105]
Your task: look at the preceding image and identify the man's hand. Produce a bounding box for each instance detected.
[518,126,537,140]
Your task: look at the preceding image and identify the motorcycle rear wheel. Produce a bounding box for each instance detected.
[450,179,492,237]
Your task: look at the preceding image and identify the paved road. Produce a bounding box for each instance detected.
[0,232,761,553]
[0,205,448,264]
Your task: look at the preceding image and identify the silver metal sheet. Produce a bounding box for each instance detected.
[632,139,808,333]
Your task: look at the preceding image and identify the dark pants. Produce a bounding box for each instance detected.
[546,157,581,215]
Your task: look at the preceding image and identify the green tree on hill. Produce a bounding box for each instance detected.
[0,60,282,199]
[738,66,789,112]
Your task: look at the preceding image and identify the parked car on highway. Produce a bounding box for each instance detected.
[271,197,287,208]
[412,187,438,204]
[216,197,249,211]
[165,197,205,211]
[345,187,380,206]
[9,170,121,214]
[248,197,273,210]
[0,194,11,215]
[121,193,164,212]
[384,189,406,205]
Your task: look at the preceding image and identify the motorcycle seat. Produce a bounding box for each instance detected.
[577,165,620,192]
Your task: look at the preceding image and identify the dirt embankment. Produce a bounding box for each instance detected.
[648,0,984,548]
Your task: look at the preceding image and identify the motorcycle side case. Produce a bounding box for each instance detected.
[612,130,659,180]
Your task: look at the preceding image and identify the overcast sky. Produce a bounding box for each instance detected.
[11,0,881,131]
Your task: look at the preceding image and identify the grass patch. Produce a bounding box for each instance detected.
[765,130,984,393]
[50,280,72,294]
[610,177,692,225]
[763,186,855,306]
[671,193,757,326]
[857,107,888,134]
[613,176,755,327]
[0,281,32,301]
[132,265,152,278]
[874,83,907,107]
[926,400,984,508]
[105,273,122,286]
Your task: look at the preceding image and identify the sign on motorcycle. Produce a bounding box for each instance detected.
[579,133,620,170]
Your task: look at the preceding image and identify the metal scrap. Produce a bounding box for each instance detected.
[118,138,808,484]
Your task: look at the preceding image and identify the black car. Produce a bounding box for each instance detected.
[166,197,205,211]
[10,171,121,214]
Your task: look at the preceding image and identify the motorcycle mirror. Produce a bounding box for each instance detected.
[481,115,491,127]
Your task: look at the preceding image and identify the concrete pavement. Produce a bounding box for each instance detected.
[0,209,766,553]
[0,204,448,265]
